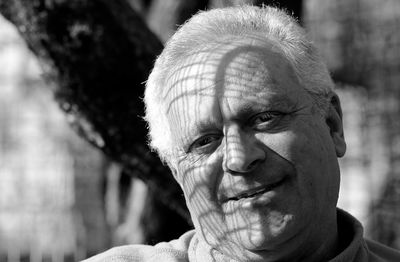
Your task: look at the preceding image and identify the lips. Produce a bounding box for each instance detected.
[225,176,287,202]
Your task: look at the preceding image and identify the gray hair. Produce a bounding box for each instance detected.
[144,5,335,162]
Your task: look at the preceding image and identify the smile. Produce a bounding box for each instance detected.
[227,177,287,202]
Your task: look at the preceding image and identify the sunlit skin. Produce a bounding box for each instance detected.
[163,36,346,261]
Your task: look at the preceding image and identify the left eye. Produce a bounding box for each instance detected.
[251,111,283,129]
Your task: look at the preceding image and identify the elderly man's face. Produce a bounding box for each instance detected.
[164,38,345,261]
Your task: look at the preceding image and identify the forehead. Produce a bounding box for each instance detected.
[162,37,306,140]
[164,37,299,99]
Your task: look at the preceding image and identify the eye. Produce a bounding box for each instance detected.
[251,111,283,130]
[188,134,221,154]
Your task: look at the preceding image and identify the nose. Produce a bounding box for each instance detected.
[223,126,265,174]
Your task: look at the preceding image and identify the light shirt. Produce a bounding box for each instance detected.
[83,209,400,262]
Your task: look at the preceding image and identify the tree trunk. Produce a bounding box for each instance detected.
[0,0,190,223]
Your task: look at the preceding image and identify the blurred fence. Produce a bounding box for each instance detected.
[306,0,400,247]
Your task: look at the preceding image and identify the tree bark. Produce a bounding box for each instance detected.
[0,0,190,221]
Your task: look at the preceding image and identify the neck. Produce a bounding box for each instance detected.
[191,210,341,262]
[298,211,339,262]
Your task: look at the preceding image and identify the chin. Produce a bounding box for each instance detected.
[221,234,290,262]
[255,227,293,249]
[227,212,296,250]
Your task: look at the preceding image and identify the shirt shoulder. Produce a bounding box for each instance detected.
[82,230,195,262]
[365,238,400,262]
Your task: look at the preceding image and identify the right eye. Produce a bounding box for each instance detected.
[188,134,221,154]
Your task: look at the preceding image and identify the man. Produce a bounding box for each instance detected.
[85,5,400,262]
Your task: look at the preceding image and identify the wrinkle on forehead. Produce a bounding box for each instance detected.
[216,47,297,97]
[165,38,297,107]
[163,36,304,146]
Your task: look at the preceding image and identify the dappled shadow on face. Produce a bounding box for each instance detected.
[176,139,299,258]
[159,35,312,260]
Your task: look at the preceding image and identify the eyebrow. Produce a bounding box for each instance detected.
[189,119,222,137]
[181,93,296,145]
[232,93,295,119]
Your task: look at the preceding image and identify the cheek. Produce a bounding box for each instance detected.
[179,163,205,202]
[178,156,221,212]
[180,166,211,228]
[255,129,306,164]
[178,158,229,243]
[288,121,339,203]
[256,120,336,194]
[264,119,331,169]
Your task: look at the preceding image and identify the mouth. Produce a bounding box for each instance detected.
[225,176,287,202]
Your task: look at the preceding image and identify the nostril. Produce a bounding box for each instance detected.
[247,159,261,171]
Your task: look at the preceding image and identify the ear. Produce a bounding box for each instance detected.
[168,164,186,192]
[166,160,181,182]
[326,94,346,157]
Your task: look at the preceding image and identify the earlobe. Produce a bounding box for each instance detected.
[326,94,346,158]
